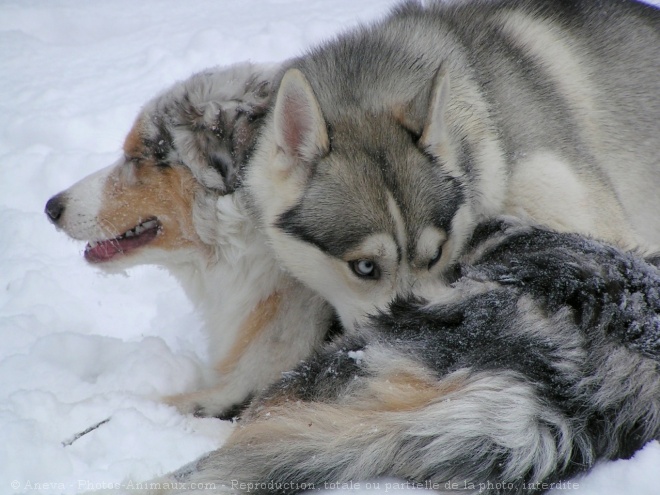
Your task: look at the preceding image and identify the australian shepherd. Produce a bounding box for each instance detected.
[45,62,335,419]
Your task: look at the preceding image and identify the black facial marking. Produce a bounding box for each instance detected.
[143,117,173,168]
[276,203,333,255]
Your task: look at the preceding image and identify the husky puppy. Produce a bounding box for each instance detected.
[122,219,660,494]
[44,63,336,419]
[245,0,660,330]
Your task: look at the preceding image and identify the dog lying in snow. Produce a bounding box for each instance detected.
[44,62,337,419]
[47,62,660,493]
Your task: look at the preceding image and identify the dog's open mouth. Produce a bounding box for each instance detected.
[84,218,161,263]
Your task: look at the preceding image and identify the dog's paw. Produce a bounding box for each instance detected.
[163,392,209,416]
[163,391,250,420]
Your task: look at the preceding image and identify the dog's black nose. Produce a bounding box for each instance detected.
[45,194,66,223]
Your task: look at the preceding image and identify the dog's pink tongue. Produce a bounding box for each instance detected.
[83,225,159,263]
[84,240,122,263]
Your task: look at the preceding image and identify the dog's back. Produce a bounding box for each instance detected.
[246,0,660,329]
[293,0,660,242]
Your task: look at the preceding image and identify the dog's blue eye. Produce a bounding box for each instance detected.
[428,247,442,270]
[350,260,380,279]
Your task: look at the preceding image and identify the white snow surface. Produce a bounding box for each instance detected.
[1,1,659,494]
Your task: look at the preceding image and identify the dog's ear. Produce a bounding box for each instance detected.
[420,68,450,152]
[173,67,276,194]
[206,99,272,192]
[273,68,329,165]
[395,67,450,154]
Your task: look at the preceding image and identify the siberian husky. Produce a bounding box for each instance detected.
[45,63,336,419]
[245,0,660,330]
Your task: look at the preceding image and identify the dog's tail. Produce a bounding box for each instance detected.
[135,366,591,495]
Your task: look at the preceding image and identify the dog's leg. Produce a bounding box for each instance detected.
[166,287,335,419]
[163,386,252,420]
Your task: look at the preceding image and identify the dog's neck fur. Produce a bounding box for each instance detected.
[173,194,282,359]
[163,191,333,416]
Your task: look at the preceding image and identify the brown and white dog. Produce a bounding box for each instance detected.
[44,62,335,419]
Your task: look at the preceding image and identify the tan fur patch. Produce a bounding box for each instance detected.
[363,370,461,412]
[96,131,206,253]
[123,118,144,155]
[226,372,465,447]
[215,292,282,375]
[163,385,229,415]
[230,366,467,448]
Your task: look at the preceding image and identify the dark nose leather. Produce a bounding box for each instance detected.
[45,194,66,223]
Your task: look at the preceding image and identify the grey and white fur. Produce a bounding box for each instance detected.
[245,0,660,331]
[127,218,660,494]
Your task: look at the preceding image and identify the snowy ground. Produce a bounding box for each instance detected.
[1,1,659,494]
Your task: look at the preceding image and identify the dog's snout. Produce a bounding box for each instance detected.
[45,194,66,223]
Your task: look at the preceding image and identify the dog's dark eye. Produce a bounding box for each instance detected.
[126,156,141,166]
[142,138,170,167]
[428,247,442,270]
[153,147,169,167]
[349,259,380,280]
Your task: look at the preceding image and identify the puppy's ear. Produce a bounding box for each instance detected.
[420,68,450,152]
[394,67,450,154]
[273,68,329,166]
[228,83,273,175]
[174,65,277,194]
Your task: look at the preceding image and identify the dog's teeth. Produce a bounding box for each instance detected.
[89,241,98,248]
[116,220,156,240]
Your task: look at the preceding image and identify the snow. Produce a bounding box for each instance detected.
[1,0,659,494]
